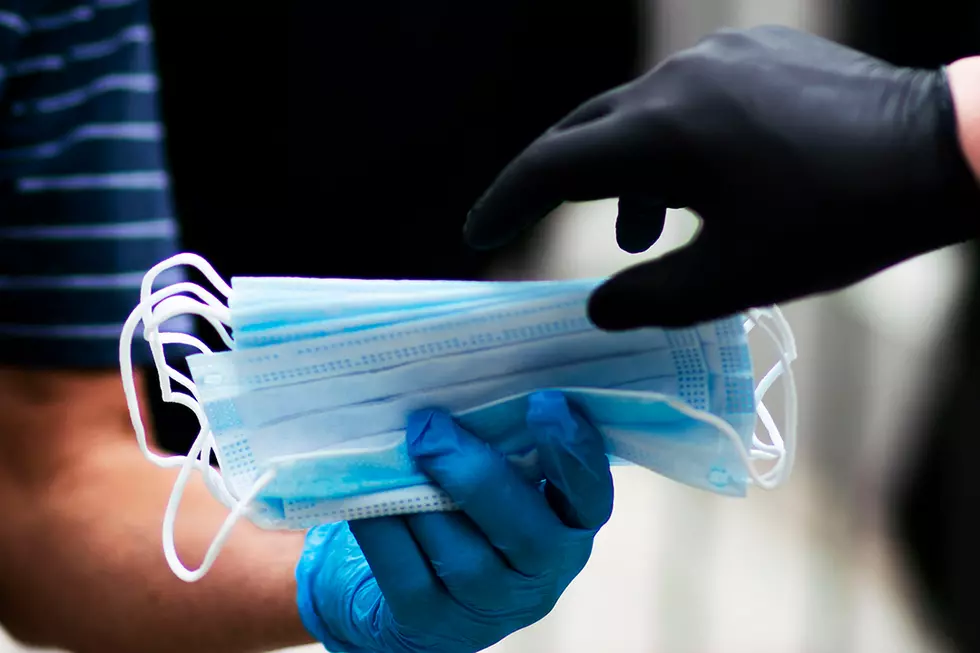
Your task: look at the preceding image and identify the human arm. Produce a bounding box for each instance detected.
[2,356,613,653]
[464,26,980,329]
[0,369,311,653]
[948,56,980,182]
[0,4,311,651]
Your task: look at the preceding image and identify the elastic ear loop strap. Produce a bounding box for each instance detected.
[554,308,797,491]
[121,254,281,581]
[745,308,798,484]
[666,307,797,491]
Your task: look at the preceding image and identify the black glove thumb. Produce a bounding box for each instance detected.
[588,232,748,329]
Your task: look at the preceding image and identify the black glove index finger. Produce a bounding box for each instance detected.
[464,156,565,251]
[463,136,572,251]
[464,118,629,250]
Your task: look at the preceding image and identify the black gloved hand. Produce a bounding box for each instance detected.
[463,25,980,329]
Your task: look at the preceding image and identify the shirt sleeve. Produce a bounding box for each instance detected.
[0,1,189,368]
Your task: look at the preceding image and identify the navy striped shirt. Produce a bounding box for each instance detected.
[0,0,185,368]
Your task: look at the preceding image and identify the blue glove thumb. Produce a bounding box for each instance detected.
[526,390,614,531]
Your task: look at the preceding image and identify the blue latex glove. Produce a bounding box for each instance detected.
[295,391,614,653]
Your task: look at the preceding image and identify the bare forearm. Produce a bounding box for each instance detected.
[948,56,980,183]
[0,370,312,653]
[2,453,308,653]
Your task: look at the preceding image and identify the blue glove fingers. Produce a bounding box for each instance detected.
[406,410,569,577]
[527,391,614,531]
[405,511,514,610]
[298,523,384,653]
[348,516,451,626]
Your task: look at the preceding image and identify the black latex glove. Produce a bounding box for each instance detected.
[463,26,980,329]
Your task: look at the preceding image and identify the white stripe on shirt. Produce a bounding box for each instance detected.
[0,266,182,290]
[72,24,151,60]
[0,122,162,161]
[0,218,175,240]
[17,170,168,192]
[33,0,140,32]
[0,10,30,35]
[0,315,194,339]
[12,73,157,116]
[32,5,95,32]
[11,55,63,75]
[11,24,153,78]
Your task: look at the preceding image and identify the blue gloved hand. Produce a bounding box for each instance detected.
[295,390,614,653]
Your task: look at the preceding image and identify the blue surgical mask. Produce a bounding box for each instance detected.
[119,253,798,583]
[229,276,601,347]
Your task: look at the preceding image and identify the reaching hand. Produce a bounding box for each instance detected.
[465,26,980,329]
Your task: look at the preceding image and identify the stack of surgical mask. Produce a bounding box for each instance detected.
[120,253,798,582]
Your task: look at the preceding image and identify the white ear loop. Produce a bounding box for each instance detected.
[662,307,797,490]
[120,253,280,582]
[742,307,798,486]
[601,307,797,491]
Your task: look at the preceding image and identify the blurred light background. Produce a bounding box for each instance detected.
[1,0,973,651]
